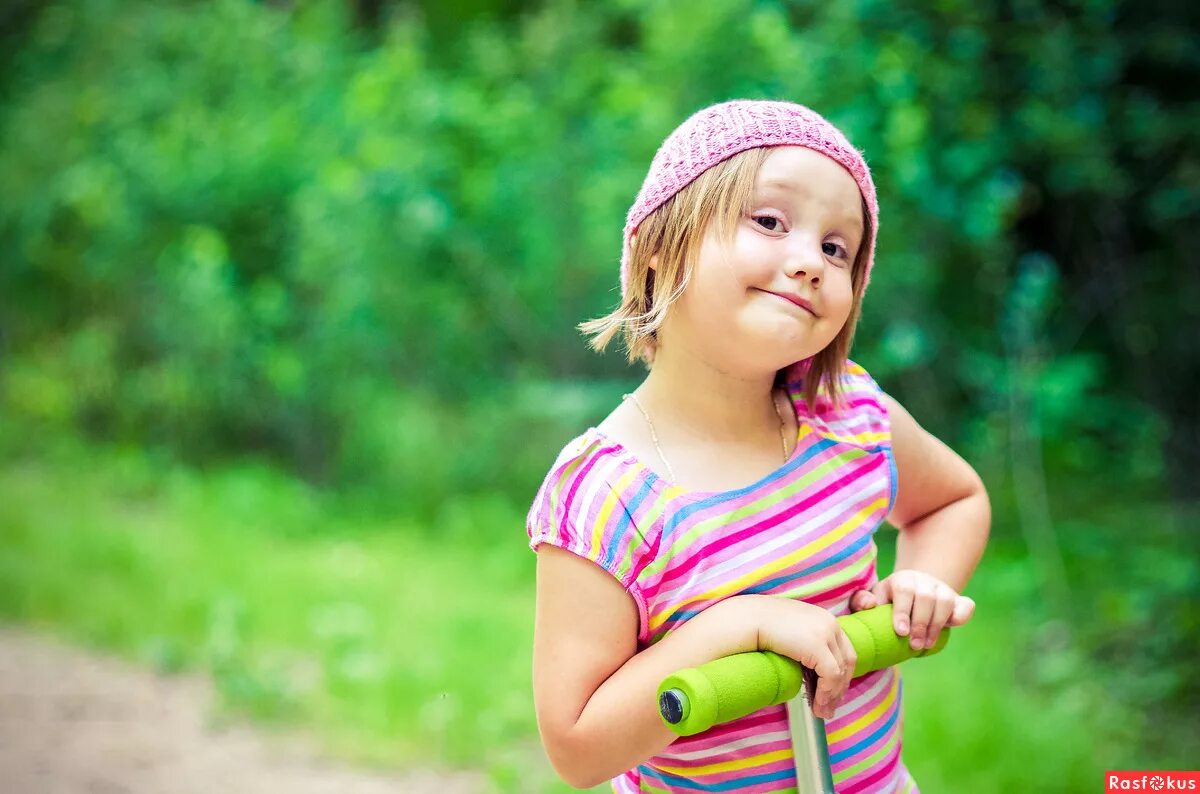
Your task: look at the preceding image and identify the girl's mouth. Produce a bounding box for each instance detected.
[763,290,817,316]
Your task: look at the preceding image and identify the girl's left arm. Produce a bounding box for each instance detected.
[881,392,991,594]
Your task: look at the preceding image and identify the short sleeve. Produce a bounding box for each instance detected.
[845,361,899,517]
[785,357,898,515]
[839,359,894,444]
[525,431,654,642]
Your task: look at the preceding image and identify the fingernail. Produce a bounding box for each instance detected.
[910,637,922,650]
[897,620,908,635]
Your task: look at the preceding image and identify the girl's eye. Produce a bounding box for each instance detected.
[754,213,851,263]
[753,214,784,232]
[823,241,849,261]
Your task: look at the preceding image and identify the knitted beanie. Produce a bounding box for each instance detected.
[620,99,880,300]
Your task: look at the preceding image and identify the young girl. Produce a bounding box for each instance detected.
[525,99,991,793]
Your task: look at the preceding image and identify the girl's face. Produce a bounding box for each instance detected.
[665,146,864,375]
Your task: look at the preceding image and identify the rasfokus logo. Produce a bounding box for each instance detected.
[1106,771,1200,791]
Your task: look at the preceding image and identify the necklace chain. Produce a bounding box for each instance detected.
[621,390,790,485]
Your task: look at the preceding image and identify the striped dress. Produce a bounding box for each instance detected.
[526,358,920,793]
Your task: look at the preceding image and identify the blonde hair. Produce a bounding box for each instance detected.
[578,147,872,412]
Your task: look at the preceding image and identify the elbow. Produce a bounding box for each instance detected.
[974,475,993,538]
[541,724,610,790]
[547,750,608,790]
[561,766,608,791]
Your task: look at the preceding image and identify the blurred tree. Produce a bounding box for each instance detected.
[999,0,1200,499]
[0,0,1195,503]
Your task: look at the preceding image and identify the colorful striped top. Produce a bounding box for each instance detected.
[526,358,920,793]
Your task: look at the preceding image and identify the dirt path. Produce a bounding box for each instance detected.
[0,626,488,794]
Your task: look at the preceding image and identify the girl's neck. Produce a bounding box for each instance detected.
[636,340,784,444]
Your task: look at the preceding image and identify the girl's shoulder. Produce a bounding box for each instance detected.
[781,357,892,449]
[525,427,658,642]
[525,426,655,551]
[530,426,640,504]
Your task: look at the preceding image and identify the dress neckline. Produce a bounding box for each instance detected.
[586,380,809,500]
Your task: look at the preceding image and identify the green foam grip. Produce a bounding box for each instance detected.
[657,650,804,737]
[840,603,948,677]
[657,604,950,736]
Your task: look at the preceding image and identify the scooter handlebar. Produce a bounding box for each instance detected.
[657,604,949,736]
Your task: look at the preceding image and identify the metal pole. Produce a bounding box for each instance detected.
[786,669,836,793]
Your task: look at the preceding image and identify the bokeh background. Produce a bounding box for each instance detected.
[1,0,1197,791]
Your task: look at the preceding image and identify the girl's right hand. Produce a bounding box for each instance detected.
[740,594,856,720]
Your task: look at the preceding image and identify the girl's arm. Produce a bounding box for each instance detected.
[533,545,853,789]
[863,393,990,647]
[882,392,990,591]
[533,545,753,788]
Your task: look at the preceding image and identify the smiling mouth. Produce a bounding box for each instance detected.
[763,290,817,317]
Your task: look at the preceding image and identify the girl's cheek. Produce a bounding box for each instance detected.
[733,242,776,282]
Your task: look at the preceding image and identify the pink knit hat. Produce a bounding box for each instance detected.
[620,99,880,299]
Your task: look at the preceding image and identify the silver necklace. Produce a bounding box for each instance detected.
[621,390,791,484]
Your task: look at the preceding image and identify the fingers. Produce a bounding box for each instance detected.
[835,626,857,693]
[808,640,844,720]
[807,630,857,720]
[795,577,977,717]
[804,618,855,720]
[948,595,976,626]
[889,573,914,637]
[849,589,876,612]
[907,578,937,650]
[920,584,957,649]
[850,578,895,612]
[884,570,977,647]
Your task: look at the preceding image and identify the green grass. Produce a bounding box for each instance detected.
[0,435,574,792]
[0,433,1191,792]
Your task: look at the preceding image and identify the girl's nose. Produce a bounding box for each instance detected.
[784,229,827,282]
[786,252,825,285]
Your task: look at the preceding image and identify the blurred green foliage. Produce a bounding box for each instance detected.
[0,0,1197,788]
[3,0,1196,498]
